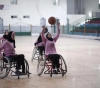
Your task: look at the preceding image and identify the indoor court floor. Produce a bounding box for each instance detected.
[0,36,100,88]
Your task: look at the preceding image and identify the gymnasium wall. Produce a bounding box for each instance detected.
[67,0,85,14]
[0,0,85,26]
[84,0,100,15]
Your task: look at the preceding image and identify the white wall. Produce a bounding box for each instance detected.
[67,0,85,14]
[0,0,67,26]
[0,0,85,26]
[0,0,9,4]
[84,0,99,15]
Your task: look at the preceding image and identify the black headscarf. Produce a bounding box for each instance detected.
[7,31,16,48]
[37,27,48,44]
[37,35,42,43]
[46,33,53,41]
[4,30,9,35]
[3,34,8,39]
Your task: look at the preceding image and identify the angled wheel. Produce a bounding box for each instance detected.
[31,47,39,61]
[59,55,67,74]
[37,55,46,76]
[24,59,30,77]
[0,57,11,79]
[62,71,65,77]
[50,71,52,77]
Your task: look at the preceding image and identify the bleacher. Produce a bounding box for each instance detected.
[86,18,100,24]
[71,18,100,36]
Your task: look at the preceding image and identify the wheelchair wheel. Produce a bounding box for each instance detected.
[24,59,30,77]
[37,55,46,76]
[31,47,39,61]
[0,57,11,79]
[59,55,67,74]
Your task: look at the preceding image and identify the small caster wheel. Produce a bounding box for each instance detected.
[50,72,52,77]
[62,71,64,77]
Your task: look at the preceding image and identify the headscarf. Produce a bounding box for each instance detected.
[46,33,53,41]
[7,31,16,48]
[37,35,42,44]
[37,27,48,44]
[4,30,9,35]
[3,30,9,40]
[3,34,8,39]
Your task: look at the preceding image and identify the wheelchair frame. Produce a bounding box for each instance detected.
[0,56,30,79]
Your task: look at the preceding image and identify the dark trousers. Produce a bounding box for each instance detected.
[48,54,60,69]
[38,46,45,56]
[9,54,25,72]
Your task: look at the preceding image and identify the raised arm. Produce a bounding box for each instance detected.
[41,26,46,44]
[53,23,60,42]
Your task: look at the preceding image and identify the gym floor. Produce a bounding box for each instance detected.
[0,36,100,88]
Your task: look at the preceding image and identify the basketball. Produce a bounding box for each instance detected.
[48,16,56,25]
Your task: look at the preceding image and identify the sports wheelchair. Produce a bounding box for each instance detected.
[37,54,67,77]
[0,56,30,79]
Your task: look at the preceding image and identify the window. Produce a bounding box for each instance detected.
[53,0,60,5]
[11,0,17,4]
[11,16,17,18]
[0,5,9,10]
[23,16,30,18]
